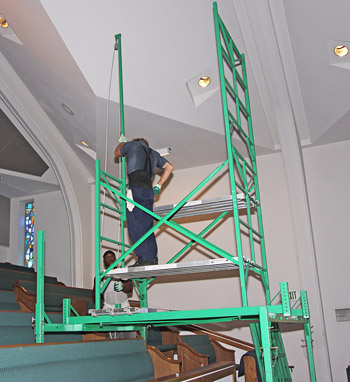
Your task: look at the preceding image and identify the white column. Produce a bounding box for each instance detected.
[233,0,333,379]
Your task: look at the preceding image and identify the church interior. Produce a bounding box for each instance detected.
[1,1,350,381]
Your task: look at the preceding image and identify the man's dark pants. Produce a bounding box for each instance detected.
[126,187,158,262]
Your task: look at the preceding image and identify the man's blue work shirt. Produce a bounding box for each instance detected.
[120,140,168,177]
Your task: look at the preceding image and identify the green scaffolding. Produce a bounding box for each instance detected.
[34,3,316,381]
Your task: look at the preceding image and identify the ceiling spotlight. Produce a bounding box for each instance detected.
[334,45,349,57]
[0,16,8,28]
[156,147,171,156]
[198,76,211,88]
[80,140,89,147]
[61,103,74,115]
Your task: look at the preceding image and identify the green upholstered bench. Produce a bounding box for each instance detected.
[0,291,21,311]
[0,339,157,382]
[0,311,83,345]
[0,262,35,273]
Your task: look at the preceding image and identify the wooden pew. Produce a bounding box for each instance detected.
[14,279,93,315]
[177,334,236,381]
[0,268,58,292]
[147,326,179,358]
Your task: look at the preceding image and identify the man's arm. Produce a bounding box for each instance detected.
[158,162,174,186]
[114,142,125,158]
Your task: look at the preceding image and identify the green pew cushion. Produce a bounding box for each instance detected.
[0,339,154,382]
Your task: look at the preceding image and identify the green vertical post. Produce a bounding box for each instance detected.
[115,34,124,137]
[241,54,270,303]
[115,33,127,265]
[138,280,148,308]
[95,159,101,309]
[35,230,45,343]
[280,282,291,316]
[304,321,317,381]
[63,298,71,325]
[250,322,266,382]
[302,291,316,381]
[213,1,248,307]
[259,306,273,382]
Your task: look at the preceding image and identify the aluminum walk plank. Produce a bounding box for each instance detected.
[106,258,239,279]
[153,194,252,219]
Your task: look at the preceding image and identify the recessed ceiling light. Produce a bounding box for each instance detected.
[61,103,74,115]
[334,45,349,57]
[0,16,8,28]
[80,140,89,147]
[198,76,211,88]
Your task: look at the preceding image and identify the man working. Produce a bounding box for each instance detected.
[114,136,174,266]
[93,250,135,338]
[93,250,133,309]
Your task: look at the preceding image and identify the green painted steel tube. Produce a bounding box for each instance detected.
[116,33,127,267]
[115,34,125,136]
[100,236,130,248]
[168,211,230,264]
[214,2,248,306]
[250,322,266,382]
[35,230,45,343]
[95,160,101,310]
[243,162,256,263]
[304,321,317,381]
[100,203,122,214]
[100,170,123,184]
[259,306,273,382]
[43,304,305,331]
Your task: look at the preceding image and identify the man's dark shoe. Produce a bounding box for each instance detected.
[130,259,158,267]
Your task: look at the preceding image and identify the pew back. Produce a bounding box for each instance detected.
[0,339,155,382]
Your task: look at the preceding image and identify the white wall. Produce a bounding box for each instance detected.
[8,191,71,285]
[0,246,9,262]
[303,140,350,381]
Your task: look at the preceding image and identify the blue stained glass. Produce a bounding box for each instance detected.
[24,202,35,268]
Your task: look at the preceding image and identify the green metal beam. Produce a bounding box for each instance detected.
[35,230,45,343]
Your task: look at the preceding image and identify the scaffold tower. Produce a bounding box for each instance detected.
[35,3,316,381]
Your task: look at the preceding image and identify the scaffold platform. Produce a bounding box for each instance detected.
[106,258,239,279]
[154,193,253,219]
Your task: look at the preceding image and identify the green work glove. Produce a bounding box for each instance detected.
[114,281,123,292]
[119,134,127,143]
[153,184,162,195]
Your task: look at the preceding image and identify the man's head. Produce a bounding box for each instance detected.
[103,250,116,269]
[132,138,149,146]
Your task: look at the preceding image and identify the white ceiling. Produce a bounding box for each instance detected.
[0,0,350,197]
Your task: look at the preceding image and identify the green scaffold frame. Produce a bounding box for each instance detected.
[35,3,317,381]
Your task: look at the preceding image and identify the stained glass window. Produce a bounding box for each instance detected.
[25,202,35,268]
